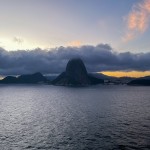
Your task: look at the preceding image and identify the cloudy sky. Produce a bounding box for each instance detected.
[0,0,150,77]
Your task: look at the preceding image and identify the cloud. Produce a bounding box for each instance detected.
[13,37,24,44]
[68,41,82,47]
[0,44,150,75]
[123,0,150,42]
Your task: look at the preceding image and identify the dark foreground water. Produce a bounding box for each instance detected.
[0,85,150,150]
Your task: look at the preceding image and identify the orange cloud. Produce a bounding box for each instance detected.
[68,41,82,47]
[123,0,150,42]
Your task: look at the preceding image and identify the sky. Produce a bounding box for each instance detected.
[0,0,150,77]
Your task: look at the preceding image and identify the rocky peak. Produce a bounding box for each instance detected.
[65,58,90,85]
[52,58,104,86]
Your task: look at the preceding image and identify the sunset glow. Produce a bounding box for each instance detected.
[101,71,150,78]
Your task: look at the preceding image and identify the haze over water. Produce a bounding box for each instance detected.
[0,85,150,150]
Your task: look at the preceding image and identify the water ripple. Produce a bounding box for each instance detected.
[0,85,149,150]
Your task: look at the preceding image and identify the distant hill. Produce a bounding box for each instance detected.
[128,79,150,86]
[0,72,48,84]
[1,76,18,83]
[119,76,136,81]
[44,74,58,81]
[139,76,150,80]
[89,73,136,84]
[128,76,150,86]
[52,58,104,86]
[88,72,116,80]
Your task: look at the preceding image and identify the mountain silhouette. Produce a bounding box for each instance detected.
[128,79,150,86]
[0,72,48,84]
[52,58,104,86]
[0,76,18,83]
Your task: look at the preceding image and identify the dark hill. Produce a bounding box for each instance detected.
[0,76,18,83]
[17,72,47,83]
[52,58,104,86]
[0,72,48,84]
[127,79,150,86]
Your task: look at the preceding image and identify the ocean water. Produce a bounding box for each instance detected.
[0,85,150,150]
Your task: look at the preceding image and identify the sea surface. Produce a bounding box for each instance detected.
[0,85,150,150]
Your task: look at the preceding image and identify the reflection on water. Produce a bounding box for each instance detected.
[0,85,150,150]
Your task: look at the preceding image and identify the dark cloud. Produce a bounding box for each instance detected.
[0,44,150,75]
